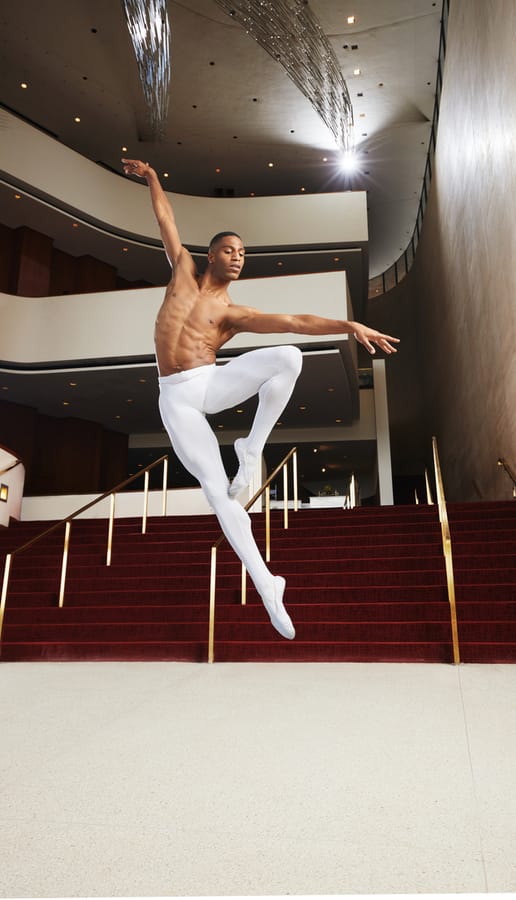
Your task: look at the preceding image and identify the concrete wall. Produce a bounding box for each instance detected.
[369,0,516,501]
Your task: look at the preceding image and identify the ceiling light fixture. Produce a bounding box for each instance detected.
[122,0,171,140]
[339,151,358,173]
[347,16,356,24]
[20,82,28,89]
[353,68,361,76]
[214,0,354,153]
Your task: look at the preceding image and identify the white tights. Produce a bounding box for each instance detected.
[158,346,302,599]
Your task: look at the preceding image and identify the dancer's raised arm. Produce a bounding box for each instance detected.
[122,158,183,269]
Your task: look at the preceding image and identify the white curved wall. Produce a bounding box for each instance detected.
[0,272,350,365]
[0,109,367,249]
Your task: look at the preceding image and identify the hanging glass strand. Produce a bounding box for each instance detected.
[122,0,171,140]
[213,0,354,152]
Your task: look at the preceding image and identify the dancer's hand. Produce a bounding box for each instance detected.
[351,323,400,354]
[122,158,152,178]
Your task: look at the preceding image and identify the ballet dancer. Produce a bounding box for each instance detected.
[122,159,399,640]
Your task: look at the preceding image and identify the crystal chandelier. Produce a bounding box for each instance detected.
[122,0,172,140]
[213,0,354,153]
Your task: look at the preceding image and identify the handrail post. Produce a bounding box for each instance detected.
[265,484,271,562]
[0,553,12,644]
[432,437,460,664]
[293,450,298,512]
[425,468,434,504]
[208,546,217,663]
[58,521,71,609]
[162,457,168,516]
[106,494,115,566]
[142,470,150,534]
[241,564,247,606]
[350,473,356,509]
[283,463,289,529]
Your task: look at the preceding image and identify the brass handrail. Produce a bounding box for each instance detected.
[497,458,516,493]
[0,459,23,478]
[208,447,298,663]
[0,454,169,644]
[431,436,460,664]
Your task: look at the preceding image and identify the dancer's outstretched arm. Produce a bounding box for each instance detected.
[122,159,184,270]
[225,307,400,355]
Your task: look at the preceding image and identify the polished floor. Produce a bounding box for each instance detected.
[1,661,516,899]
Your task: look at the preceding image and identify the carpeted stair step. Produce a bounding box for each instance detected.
[1,500,514,663]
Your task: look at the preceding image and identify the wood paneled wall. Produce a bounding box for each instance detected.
[0,223,149,297]
[0,399,128,495]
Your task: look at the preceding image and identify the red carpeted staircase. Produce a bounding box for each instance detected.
[0,501,514,663]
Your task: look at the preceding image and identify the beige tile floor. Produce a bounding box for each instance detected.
[1,661,515,899]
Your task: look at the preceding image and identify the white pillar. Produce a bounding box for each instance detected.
[372,359,394,505]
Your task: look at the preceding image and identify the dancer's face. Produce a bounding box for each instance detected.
[208,235,245,281]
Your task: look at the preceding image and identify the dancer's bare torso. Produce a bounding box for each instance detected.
[155,251,235,376]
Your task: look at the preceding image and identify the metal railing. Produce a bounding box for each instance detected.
[431,436,460,664]
[0,455,169,644]
[368,0,449,300]
[208,447,298,663]
[497,458,516,496]
[0,459,23,478]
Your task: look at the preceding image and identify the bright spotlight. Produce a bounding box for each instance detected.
[339,152,358,174]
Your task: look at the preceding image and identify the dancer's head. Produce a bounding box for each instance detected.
[207,231,245,281]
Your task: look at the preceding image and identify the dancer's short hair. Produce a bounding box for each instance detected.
[209,231,242,251]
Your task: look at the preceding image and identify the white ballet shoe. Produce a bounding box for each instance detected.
[228,437,256,498]
[262,576,295,640]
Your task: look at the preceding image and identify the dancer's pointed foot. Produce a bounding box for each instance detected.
[228,437,256,498]
[262,576,295,640]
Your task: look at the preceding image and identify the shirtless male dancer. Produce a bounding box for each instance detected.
[122,158,399,640]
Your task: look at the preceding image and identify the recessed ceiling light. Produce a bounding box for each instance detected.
[122,247,128,252]
[217,424,224,429]
[72,223,79,228]
[74,116,81,123]
[20,82,28,89]
[62,401,70,406]
[215,167,221,173]
[236,408,244,413]
[300,187,306,192]
[322,157,328,162]
[268,162,274,168]
[163,172,169,178]
[347,15,356,24]
[277,261,283,266]
[335,418,342,423]
[122,146,128,152]
[353,68,361,76]
[69,382,77,387]
[14,194,21,200]
[321,467,326,473]
[139,378,147,383]
[299,405,307,411]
